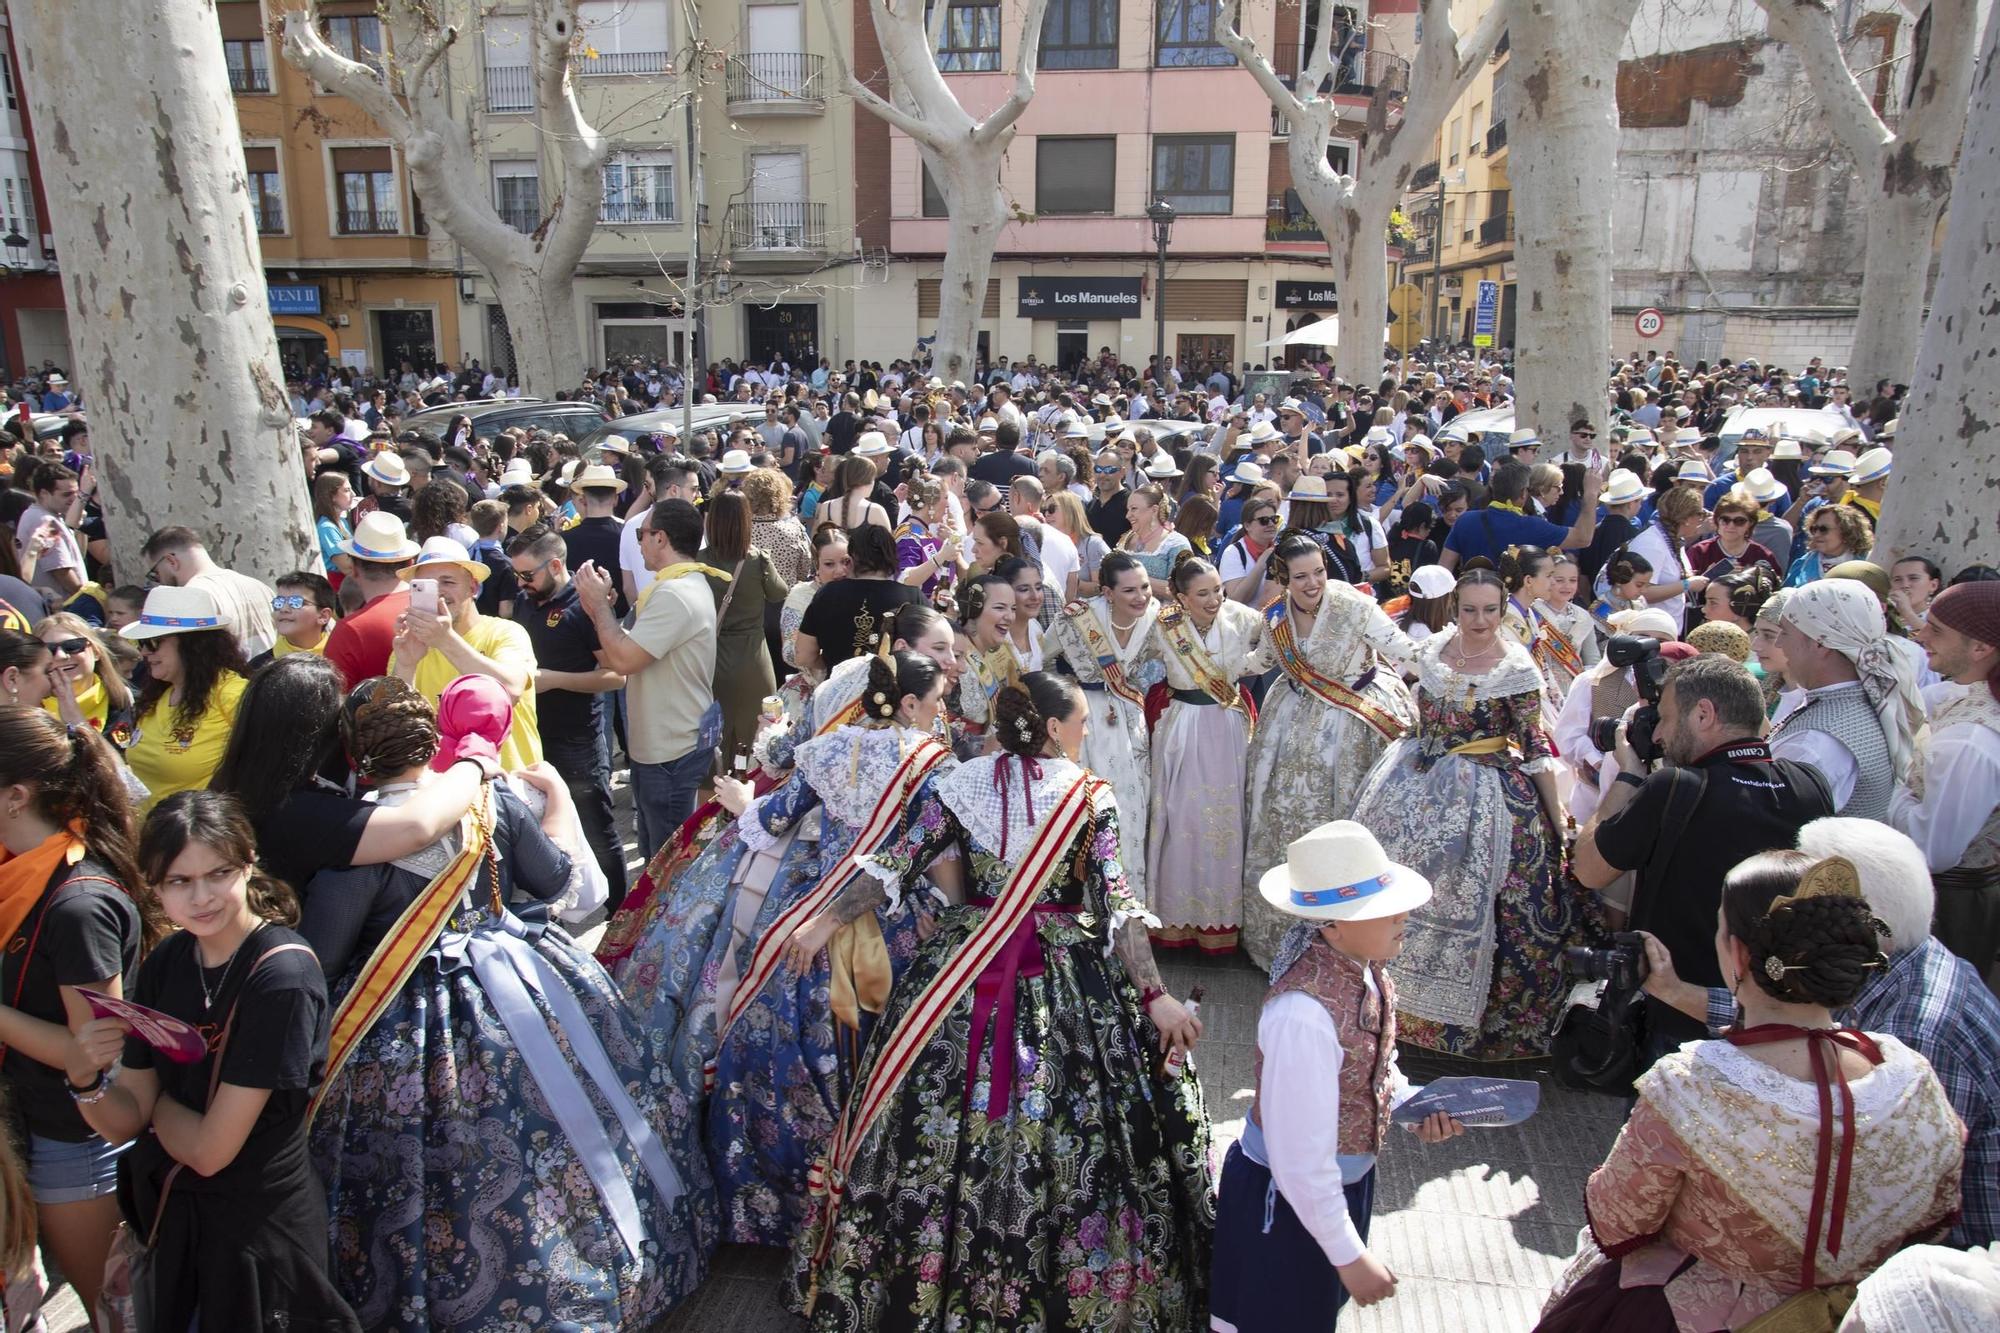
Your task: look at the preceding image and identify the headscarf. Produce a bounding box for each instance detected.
[1926,581,2000,702]
[1844,1242,2000,1332]
[429,673,511,771]
[1780,579,1925,781]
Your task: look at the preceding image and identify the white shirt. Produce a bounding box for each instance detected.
[1035,521,1079,598]
[1769,680,1865,809]
[1891,681,2000,871]
[1258,986,1414,1268]
[15,503,83,596]
[1626,521,1687,626]
[620,505,655,598]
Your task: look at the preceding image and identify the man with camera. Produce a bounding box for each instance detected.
[1570,654,1835,1062]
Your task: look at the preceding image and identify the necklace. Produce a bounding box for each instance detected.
[1449,639,1500,670]
[1109,612,1142,630]
[195,924,256,1013]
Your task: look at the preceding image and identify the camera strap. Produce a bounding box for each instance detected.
[1633,766,1708,928]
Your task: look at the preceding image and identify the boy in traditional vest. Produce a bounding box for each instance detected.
[1209,820,1465,1329]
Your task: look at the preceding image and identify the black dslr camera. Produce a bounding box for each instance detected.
[1588,634,1670,764]
[1561,930,1650,993]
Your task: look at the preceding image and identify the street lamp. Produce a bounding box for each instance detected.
[2,230,26,270]
[1146,198,1175,398]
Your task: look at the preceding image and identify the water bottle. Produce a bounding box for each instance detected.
[1158,984,1205,1080]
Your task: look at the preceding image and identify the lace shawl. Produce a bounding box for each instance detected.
[935,752,1091,870]
[1413,626,1547,703]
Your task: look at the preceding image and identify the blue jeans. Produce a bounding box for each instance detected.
[629,743,713,860]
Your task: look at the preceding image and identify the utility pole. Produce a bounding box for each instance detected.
[1428,169,1445,347]
[682,39,702,445]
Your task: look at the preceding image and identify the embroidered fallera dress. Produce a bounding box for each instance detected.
[787,754,1214,1332]
[1239,585,1418,971]
[1352,629,1577,1059]
[706,722,956,1245]
[305,787,718,1330]
[1042,596,1165,903]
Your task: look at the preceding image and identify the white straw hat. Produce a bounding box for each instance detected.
[120,585,234,642]
[1257,820,1432,922]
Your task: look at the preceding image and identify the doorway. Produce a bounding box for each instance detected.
[1055,323,1088,376]
[1176,333,1235,378]
[745,303,819,365]
[373,308,437,377]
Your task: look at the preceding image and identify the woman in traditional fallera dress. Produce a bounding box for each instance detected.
[785,673,1214,1332]
[1537,852,1965,1332]
[1041,550,1163,903]
[948,574,1020,758]
[302,679,716,1330]
[704,651,958,1245]
[1353,569,1579,1060]
[1147,553,1267,953]
[1240,534,1418,971]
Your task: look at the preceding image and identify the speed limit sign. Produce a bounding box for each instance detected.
[1634,308,1665,339]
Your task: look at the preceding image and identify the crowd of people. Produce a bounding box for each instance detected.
[0,341,1996,1332]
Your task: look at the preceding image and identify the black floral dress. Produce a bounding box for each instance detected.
[786,755,1214,1332]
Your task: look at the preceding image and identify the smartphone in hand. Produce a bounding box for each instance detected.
[409,578,440,617]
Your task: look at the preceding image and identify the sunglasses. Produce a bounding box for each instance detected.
[1715,514,1752,527]
[44,637,90,656]
[1093,465,1121,475]
[1809,524,1837,535]
[1249,514,1278,526]
[974,502,999,515]
[272,594,311,611]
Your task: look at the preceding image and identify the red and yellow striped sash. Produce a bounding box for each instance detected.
[715,737,952,1049]
[308,794,491,1125]
[1158,605,1245,715]
[1268,602,1406,743]
[1538,619,1584,681]
[1064,600,1146,710]
[803,774,1098,1306]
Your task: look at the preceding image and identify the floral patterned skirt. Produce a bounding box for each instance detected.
[309,923,718,1331]
[787,906,1215,1333]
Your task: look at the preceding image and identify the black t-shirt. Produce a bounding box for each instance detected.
[516,580,603,735]
[254,787,374,898]
[471,538,516,618]
[1579,512,1640,586]
[825,411,861,455]
[797,577,924,667]
[564,517,627,618]
[969,450,1036,502]
[1087,488,1132,546]
[1,859,141,1140]
[122,924,327,1192]
[1594,739,1834,989]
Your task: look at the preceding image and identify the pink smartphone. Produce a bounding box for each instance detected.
[409,578,440,616]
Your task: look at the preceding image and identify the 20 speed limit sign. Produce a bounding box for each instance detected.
[1634,308,1665,338]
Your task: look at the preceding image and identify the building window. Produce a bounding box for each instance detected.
[602,151,676,224]
[1036,137,1115,214]
[493,163,541,234]
[929,1,1001,72]
[223,40,271,93]
[0,50,14,110]
[331,146,398,233]
[1156,0,1235,68]
[921,163,948,218]
[1153,134,1234,214]
[1041,0,1118,69]
[321,13,387,76]
[577,0,672,76]
[1447,117,1462,166]
[2,176,38,245]
[245,147,284,233]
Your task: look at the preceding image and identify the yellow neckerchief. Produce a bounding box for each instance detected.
[1488,500,1526,516]
[633,560,732,615]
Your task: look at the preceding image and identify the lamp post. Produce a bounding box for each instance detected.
[1,231,26,381]
[1146,198,1174,399]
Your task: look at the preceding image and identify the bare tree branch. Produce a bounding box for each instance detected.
[1758,0,1893,176]
[1218,0,1309,126]
[973,0,1051,145]
[818,0,942,140]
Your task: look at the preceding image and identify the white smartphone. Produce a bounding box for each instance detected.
[409,578,440,616]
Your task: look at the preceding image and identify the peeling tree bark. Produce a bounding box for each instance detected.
[9,0,317,585]
[1758,0,1978,393]
[821,0,1050,384]
[1870,5,2000,572]
[284,2,610,394]
[1220,0,1503,388]
[1505,0,1642,441]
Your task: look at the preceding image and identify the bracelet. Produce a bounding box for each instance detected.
[1139,986,1167,1007]
[1615,771,1646,788]
[68,1067,114,1105]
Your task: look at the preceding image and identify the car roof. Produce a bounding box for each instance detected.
[1719,405,1847,444]
[578,404,752,458]
[400,397,554,426]
[1436,404,1514,440]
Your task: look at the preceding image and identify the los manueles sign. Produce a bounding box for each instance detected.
[1275,280,1339,309]
[1017,277,1143,319]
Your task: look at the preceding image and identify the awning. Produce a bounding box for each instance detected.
[1258,316,1390,348]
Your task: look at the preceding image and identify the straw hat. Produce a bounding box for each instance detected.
[497,458,535,487]
[1807,448,1858,478]
[1770,437,1805,460]
[339,510,421,563]
[1675,460,1714,484]
[397,536,490,584]
[1507,427,1541,453]
[1287,475,1329,503]
[120,585,233,642]
[1246,420,1282,445]
[1741,467,1788,505]
[1257,820,1432,922]
[1225,460,1266,486]
[1601,471,1647,506]
[363,452,410,488]
[718,449,754,475]
[854,432,893,457]
[1101,414,1127,432]
[574,463,625,491]
[596,434,632,457]
[1608,606,1679,640]
[1851,446,1892,484]
[1143,453,1183,480]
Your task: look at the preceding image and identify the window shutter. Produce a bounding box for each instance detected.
[916,278,1000,320]
[217,2,264,41]
[243,146,279,174]
[1161,279,1247,321]
[332,146,395,174]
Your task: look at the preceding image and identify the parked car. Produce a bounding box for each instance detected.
[577,404,761,460]
[401,397,612,445]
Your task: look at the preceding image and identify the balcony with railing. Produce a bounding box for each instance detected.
[498,201,542,235]
[1486,119,1508,155]
[725,201,829,255]
[225,41,271,93]
[253,201,285,234]
[724,53,826,113]
[579,50,671,76]
[1272,43,1410,100]
[486,64,532,113]
[1478,212,1514,246]
[1403,233,1433,261]
[340,207,399,235]
[1410,160,1440,191]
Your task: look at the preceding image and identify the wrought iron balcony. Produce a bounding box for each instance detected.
[579,50,671,77]
[485,64,532,113]
[725,201,828,254]
[1479,213,1514,246]
[1271,43,1411,100]
[497,201,542,235]
[724,53,826,113]
[1410,160,1440,191]
[1486,119,1508,154]
[339,208,398,235]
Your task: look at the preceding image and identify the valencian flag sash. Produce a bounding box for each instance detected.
[801,773,1099,1310]
[1063,600,1146,710]
[1266,598,1407,743]
[1157,603,1252,725]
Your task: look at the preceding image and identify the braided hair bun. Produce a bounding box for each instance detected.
[342,677,441,779]
[992,671,1082,759]
[862,649,945,724]
[1723,851,1889,1009]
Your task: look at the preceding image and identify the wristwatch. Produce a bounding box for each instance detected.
[1614,771,1646,788]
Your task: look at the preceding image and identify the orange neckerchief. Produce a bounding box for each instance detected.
[0,828,87,949]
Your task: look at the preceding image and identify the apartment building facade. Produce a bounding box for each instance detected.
[0,3,67,376]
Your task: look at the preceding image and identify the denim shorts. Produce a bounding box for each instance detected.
[27,1133,128,1205]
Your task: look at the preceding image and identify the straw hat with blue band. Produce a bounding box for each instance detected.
[121,585,235,642]
[1257,819,1432,922]
[397,536,491,585]
[338,511,421,563]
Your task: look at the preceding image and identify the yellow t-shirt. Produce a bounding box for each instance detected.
[128,672,248,816]
[273,628,330,658]
[45,674,111,732]
[410,615,543,771]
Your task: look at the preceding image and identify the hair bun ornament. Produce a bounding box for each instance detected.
[1015,716,1035,741]
[1764,954,1792,982]
[1773,855,1866,911]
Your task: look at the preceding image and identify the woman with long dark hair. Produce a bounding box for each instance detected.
[701,490,791,768]
[62,791,359,1330]
[785,672,1212,1330]
[121,586,248,815]
[313,470,355,586]
[792,525,925,674]
[0,708,154,1321]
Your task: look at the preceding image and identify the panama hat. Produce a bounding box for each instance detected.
[1507,427,1541,453]
[339,510,421,563]
[574,463,625,491]
[121,585,233,642]
[596,433,632,457]
[977,417,999,433]
[362,452,410,488]
[1770,437,1805,461]
[1143,453,1183,480]
[717,449,754,475]
[1257,820,1432,923]
[1674,460,1714,484]
[1287,475,1329,503]
[1740,467,1789,505]
[1601,470,1647,506]
[1062,419,1091,440]
[1674,427,1705,449]
[1807,448,1858,478]
[1407,564,1456,599]
[1850,446,1892,484]
[1278,397,1306,415]
[1363,426,1395,447]
[1246,420,1282,445]
[854,431,893,457]
[397,536,490,585]
[1401,434,1438,461]
[1101,414,1127,432]
[1225,460,1266,486]
[497,458,535,487]
[1877,417,1898,440]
